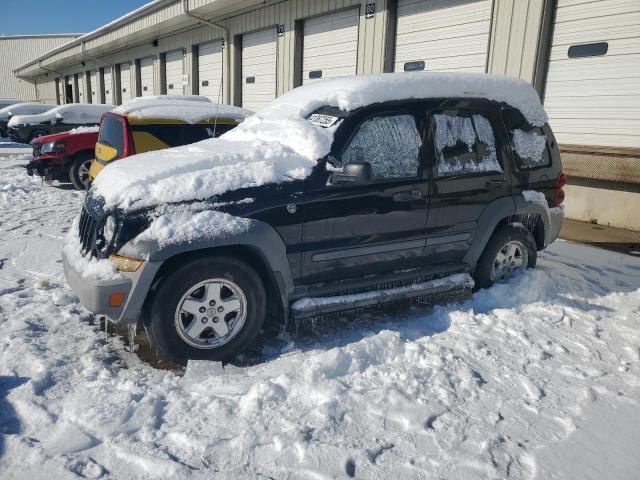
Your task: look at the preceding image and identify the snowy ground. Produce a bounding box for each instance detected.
[0,137,31,154]
[0,153,639,479]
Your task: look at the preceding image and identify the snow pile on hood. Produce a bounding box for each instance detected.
[0,102,54,121]
[8,104,113,127]
[114,98,253,124]
[69,125,100,134]
[92,72,546,210]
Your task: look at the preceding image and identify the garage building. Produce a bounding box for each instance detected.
[11,0,640,231]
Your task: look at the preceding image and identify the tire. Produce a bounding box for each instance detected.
[28,131,48,143]
[474,224,537,289]
[69,152,94,190]
[146,255,267,365]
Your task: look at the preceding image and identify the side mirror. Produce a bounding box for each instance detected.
[330,161,372,185]
[55,116,63,123]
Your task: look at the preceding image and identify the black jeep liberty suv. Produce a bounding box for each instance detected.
[63,73,565,365]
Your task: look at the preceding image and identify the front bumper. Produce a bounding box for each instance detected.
[62,248,162,324]
[62,249,133,321]
[26,157,71,180]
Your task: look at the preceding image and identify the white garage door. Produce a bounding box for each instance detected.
[89,70,98,103]
[139,56,155,97]
[165,49,184,95]
[198,40,223,102]
[119,63,132,104]
[103,66,113,105]
[77,74,85,103]
[394,0,491,73]
[241,28,277,111]
[544,0,640,148]
[302,9,359,85]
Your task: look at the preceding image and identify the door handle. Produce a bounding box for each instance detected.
[393,190,423,202]
[485,178,506,189]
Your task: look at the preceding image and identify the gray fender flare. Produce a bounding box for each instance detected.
[119,219,294,322]
[463,196,516,267]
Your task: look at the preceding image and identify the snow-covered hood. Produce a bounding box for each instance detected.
[91,72,547,211]
[8,104,112,128]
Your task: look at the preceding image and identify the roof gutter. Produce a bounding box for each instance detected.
[182,0,229,104]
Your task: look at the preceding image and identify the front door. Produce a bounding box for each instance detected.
[298,108,429,284]
[424,101,511,265]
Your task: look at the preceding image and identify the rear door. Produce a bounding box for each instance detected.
[139,56,155,96]
[241,28,277,111]
[164,49,184,95]
[198,40,223,101]
[119,63,132,104]
[424,100,511,264]
[297,106,429,284]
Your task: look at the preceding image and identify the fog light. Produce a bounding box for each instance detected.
[109,292,125,307]
[108,254,144,272]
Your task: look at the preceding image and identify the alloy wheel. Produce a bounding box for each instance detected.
[491,240,527,281]
[174,278,247,349]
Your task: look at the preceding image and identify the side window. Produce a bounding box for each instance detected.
[98,115,124,156]
[341,113,421,181]
[432,112,501,177]
[501,108,550,170]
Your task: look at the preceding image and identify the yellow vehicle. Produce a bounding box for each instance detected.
[89,97,252,181]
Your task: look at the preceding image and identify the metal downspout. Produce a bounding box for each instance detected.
[182,0,230,104]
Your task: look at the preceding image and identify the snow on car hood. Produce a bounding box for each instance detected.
[7,104,113,127]
[92,72,547,211]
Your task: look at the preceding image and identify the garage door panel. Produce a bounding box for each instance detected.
[165,50,184,95]
[394,0,491,73]
[103,67,113,104]
[119,63,131,104]
[242,28,277,111]
[544,0,640,148]
[139,56,155,97]
[302,9,359,85]
[198,41,223,102]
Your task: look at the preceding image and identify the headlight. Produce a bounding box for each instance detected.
[40,141,67,153]
[103,214,118,246]
[96,213,118,254]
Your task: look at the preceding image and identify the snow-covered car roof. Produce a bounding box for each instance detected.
[0,102,55,121]
[92,72,547,211]
[112,96,253,123]
[8,103,113,127]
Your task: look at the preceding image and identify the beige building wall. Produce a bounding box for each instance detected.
[0,35,80,102]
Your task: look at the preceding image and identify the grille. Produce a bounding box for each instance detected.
[78,205,98,255]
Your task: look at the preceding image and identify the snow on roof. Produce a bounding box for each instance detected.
[8,104,113,127]
[92,72,548,211]
[113,96,253,123]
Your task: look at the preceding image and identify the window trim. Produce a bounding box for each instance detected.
[427,108,504,180]
[336,109,424,185]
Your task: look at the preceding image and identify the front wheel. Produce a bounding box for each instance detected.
[474,225,537,289]
[69,152,94,190]
[146,256,267,365]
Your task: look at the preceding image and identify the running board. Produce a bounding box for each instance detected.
[291,273,474,320]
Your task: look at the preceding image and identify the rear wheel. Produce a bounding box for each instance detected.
[474,225,537,289]
[28,131,48,143]
[146,256,267,365]
[69,152,94,190]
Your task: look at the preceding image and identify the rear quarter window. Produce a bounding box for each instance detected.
[501,108,551,170]
[98,115,124,157]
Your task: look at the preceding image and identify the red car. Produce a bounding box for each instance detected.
[26,127,98,190]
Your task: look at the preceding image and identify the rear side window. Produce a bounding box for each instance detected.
[98,115,124,157]
[432,112,501,177]
[501,108,550,170]
[130,123,233,148]
[341,113,421,181]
